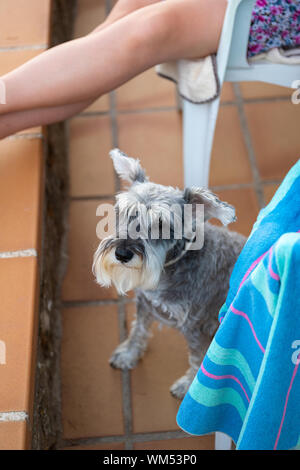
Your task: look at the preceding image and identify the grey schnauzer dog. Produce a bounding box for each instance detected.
[93,149,246,399]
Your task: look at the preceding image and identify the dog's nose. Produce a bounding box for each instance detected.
[115,246,134,263]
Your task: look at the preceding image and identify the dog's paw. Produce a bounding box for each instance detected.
[109,343,140,370]
[170,375,192,400]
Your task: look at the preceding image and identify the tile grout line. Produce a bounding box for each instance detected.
[0,44,47,51]
[76,93,292,118]
[69,194,115,202]
[74,95,291,120]
[106,0,120,194]
[67,180,282,203]
[0,411,29,422]
[77,102,235,119]
[242,94,292,104]
[233,83,265,208]
[131,430,189,444]
[6,132,44,141]
[61,298,135,308]
[109,90,121,193]
[0,249,37,259]
[210,182,255,192]
[80,106,179,118]
[117,298,134,450]
[59,429,190,448]
[261,179,282,186]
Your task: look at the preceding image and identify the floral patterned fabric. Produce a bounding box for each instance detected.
[248,0,300,57]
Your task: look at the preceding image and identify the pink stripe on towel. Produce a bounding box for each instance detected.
[200,363,250,403]
[230,305,265,354]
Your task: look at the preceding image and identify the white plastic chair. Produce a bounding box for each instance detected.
[183,0,300,450]
[183,0,300,189]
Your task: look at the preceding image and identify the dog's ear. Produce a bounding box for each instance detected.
[183,187,236,226]
[110,148,148,184]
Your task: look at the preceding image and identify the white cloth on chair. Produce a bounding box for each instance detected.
[155,55,220,104]
[156,47,300,104]
[250,47,300,65]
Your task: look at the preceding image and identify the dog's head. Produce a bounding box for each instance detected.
[93,149,236,294]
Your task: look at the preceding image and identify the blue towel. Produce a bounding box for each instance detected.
[177,160,300,450]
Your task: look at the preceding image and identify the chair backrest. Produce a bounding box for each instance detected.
[218,0,300,88]
[215,0,246,85]
[226,0,256,69]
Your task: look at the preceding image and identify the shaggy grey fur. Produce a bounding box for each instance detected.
[94,150,246,399]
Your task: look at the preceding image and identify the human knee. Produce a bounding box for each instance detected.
[129,6,180,61]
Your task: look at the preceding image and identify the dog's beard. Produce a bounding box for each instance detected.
[93,241,164,295]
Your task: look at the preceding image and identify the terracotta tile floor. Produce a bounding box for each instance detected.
[60,0,300,450]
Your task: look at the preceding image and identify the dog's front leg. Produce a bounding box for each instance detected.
[109,297,153,370]
[170,333,211,400]
[169,355,200,400]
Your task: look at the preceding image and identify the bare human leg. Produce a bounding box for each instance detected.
[90,0,162,34]
[0,0,162,138]
[0,0,227,137]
